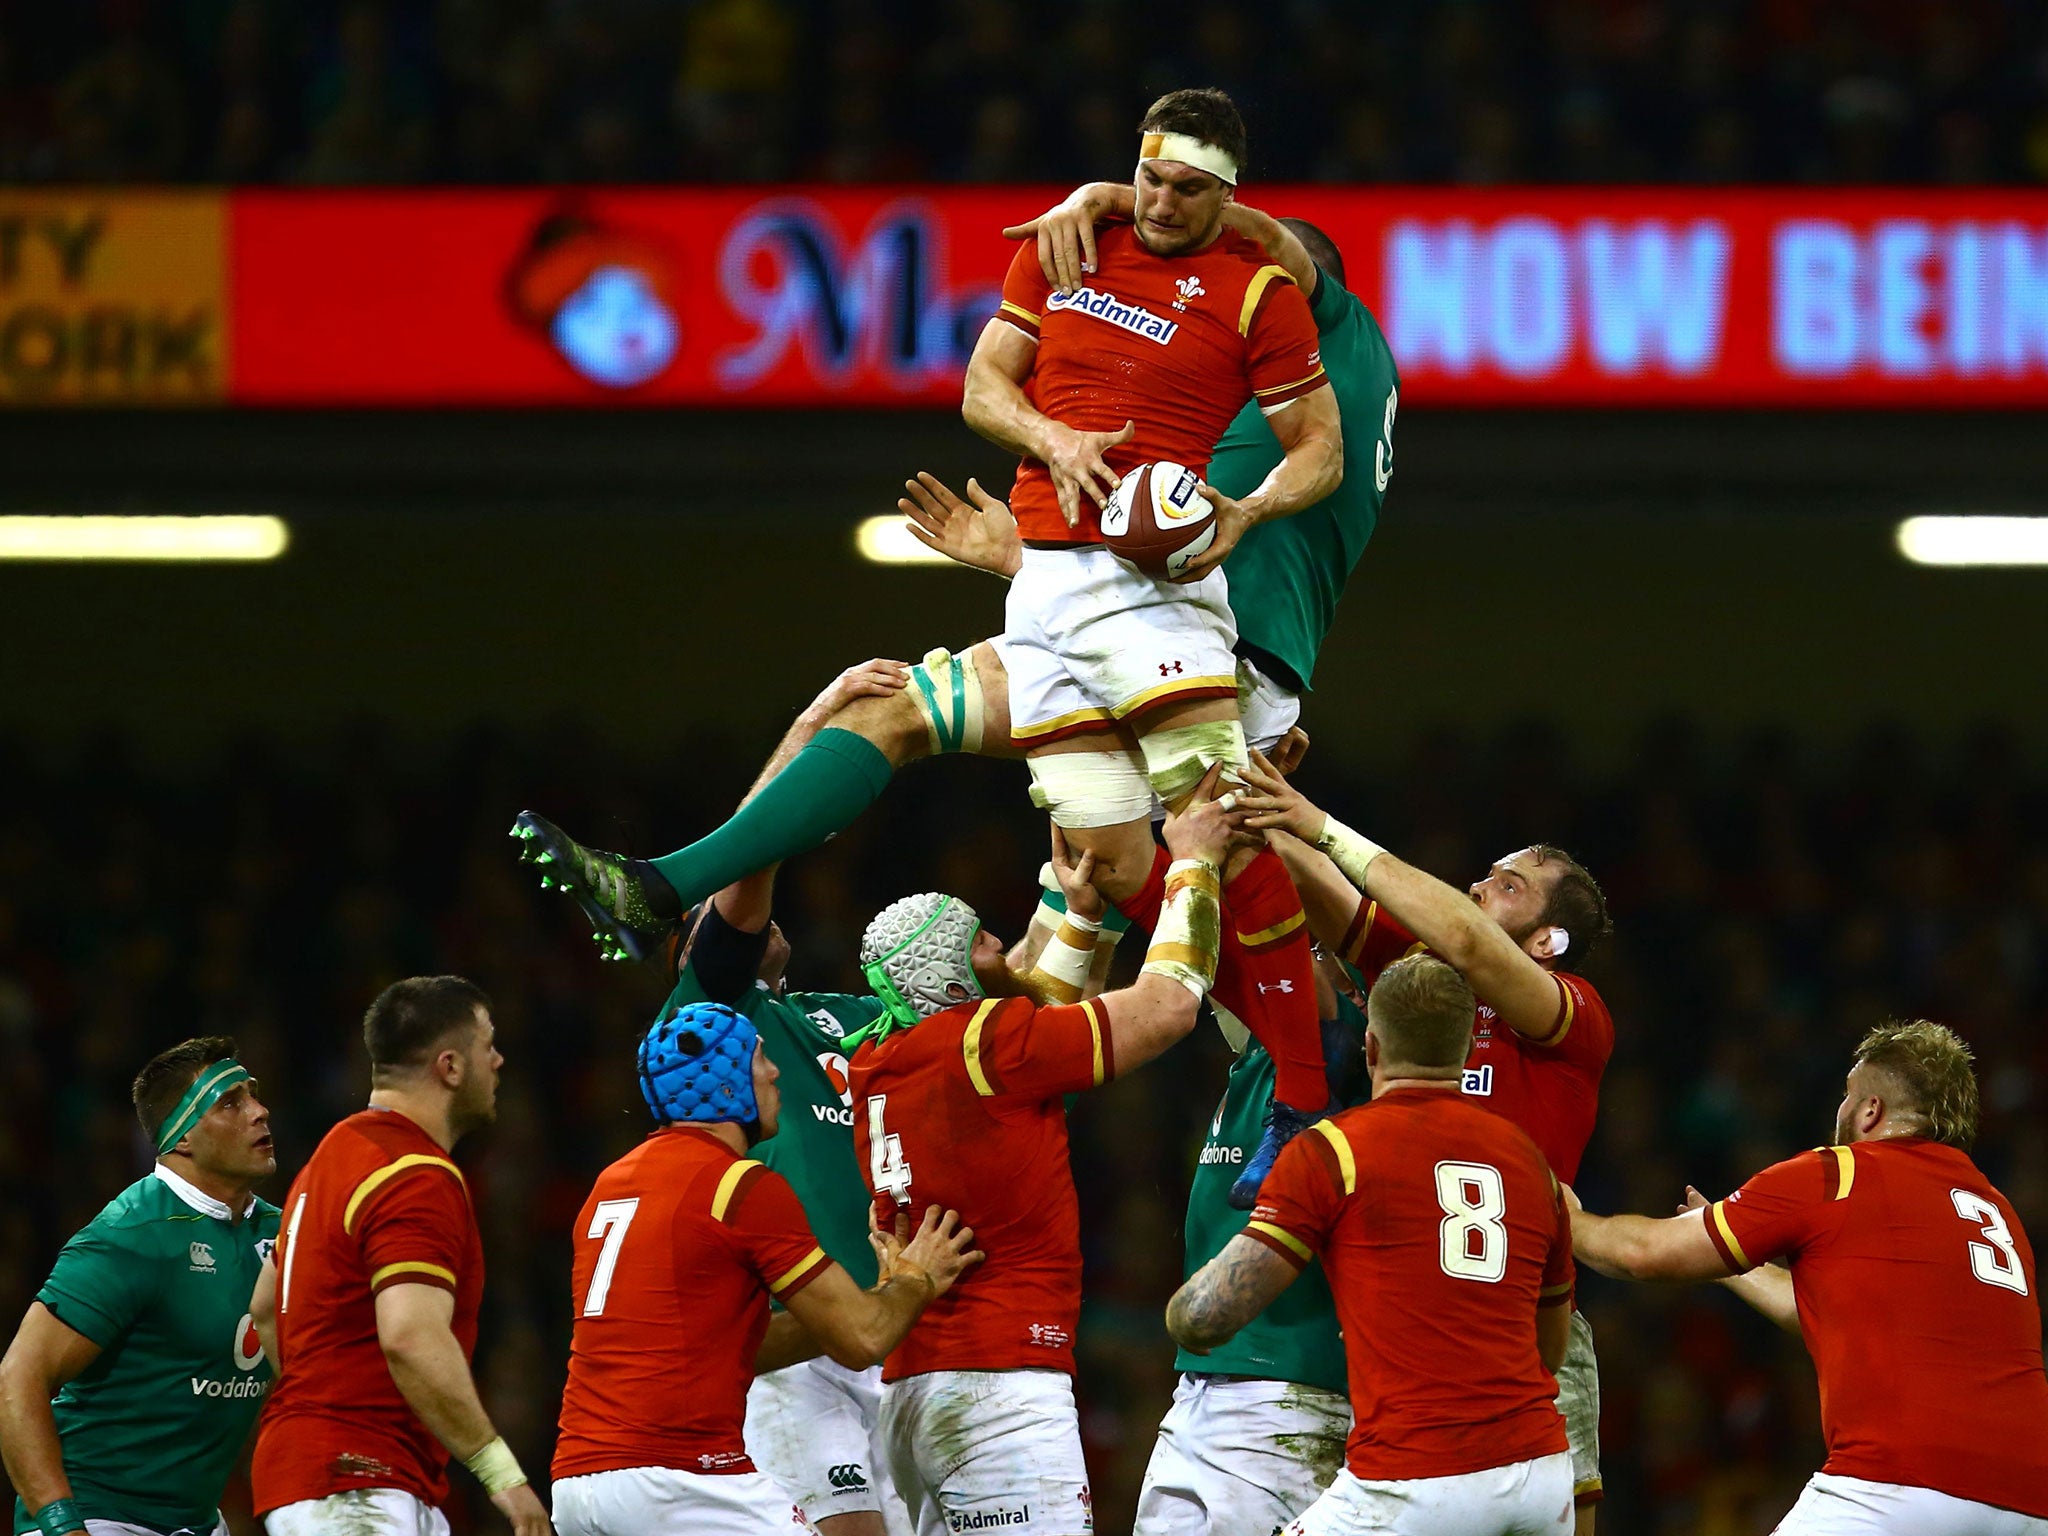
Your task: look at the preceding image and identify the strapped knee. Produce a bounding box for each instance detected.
[1140,720,1248,805]
[1027,750,1154,829]
[908,646,986,756]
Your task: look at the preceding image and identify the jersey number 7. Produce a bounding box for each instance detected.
[867,1096,914,1207]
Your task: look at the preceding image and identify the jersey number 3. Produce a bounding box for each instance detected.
[867,1096,914,1207]
[1952,1189,2029,1295]
[1435,1161,1508,1283]
[582,1198,641,1316]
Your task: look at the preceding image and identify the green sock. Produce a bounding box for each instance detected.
[650,728,895,908]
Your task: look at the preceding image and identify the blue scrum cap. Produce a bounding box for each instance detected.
[637,1001,760,1127]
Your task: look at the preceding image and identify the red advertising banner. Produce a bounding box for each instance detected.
[8,187,2046,407]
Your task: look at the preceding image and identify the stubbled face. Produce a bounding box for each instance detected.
[1469,849,1562,957]
[966,927,1020,1000]
[751,1042,782,1142]
[1133,160,1230,255]
[449,1010,503,1132]
[183,1079,276,1184]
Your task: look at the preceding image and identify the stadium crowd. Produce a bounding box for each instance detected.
[4,0,2047,188]
[3,716,2045,1532]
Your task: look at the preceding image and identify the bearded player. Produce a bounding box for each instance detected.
[1,1039,278,1536]
[515,96,1363,1194]
[1169,956,1576,1536]
[252,977,549,1536]
[552,1002,982,1536]
[1234,752,1614,1532]
[844,780,1243,1535]
[1572,1021,2048,1535]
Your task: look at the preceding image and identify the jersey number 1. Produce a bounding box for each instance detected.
[1435,1161,1508,1283]
[867,1096,914,1207]
[582,1198,641,1316]
[1952,1189,2029,1295]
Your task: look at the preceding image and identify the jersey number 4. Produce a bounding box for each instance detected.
[867,1096,914,1207]
[582,1198,641,1316]
[1952,1189,2029,1296]
[1434,1161,1508,1283]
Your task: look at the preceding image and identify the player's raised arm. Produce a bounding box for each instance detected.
[1238,751,1569,1038]
[0,1305,102,1534]
[1220,201,1320,296]
[1565,1196,1728,1284]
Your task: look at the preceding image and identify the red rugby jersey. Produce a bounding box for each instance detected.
[1246,1089,1572,1481]
[253,1108,483,1514]
[1341,900,1612,1184]
[849,994,1112,1380]
[553,1126,832,1480]
[1704,1138,2048,1517]
[994,223,1327,544]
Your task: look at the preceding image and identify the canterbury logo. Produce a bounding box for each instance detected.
[828,1464,869,1491]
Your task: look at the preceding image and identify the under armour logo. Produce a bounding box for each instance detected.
[1256,979,1295,995]
[1159,660,1184,676]
[828,1464,868,1491]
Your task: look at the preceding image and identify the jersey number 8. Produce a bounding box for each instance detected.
[1434,1161,1508,1283]
[867,1096,914,1207]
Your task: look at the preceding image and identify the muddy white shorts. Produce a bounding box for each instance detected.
[1000,545,1239,745]
[552,1465,817,1536]
[878,1368,1094,1535]
[1236,652,1303,754]
[747,1355,910,1533]
[1134,1373,1350,1536]
[264,1490,447,1536]
[1554,1310,1600,1506]
[1283,1453,1574,1536]
[1773,1474,2048,1535]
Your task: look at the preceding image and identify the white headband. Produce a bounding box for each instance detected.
[1138,131,1239,186]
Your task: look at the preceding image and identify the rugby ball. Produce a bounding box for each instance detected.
[1101,461,1216,580]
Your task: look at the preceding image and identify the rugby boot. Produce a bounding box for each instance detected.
[510,810,681,966]
[1229,1099,1325,1210]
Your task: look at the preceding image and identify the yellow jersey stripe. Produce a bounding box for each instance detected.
[1252,366,1329,399]
[1107,674,1238,719]
[1539,1280,1575,1298]
[711,1159,763,1223]
[370,1260,457,1289]
[1238,909,1305,948]
[962,997,1004,1097]
[343,1154,465,1236]
[1247,1220,1315,1263]
[768,1247,827,1295]
[1083,997,1106,1086]
[1238,264,1293,336]
[998,299,1041,326]
[1009,703,1117,740]
[1525,975,1577,1048]
[1827,1144,1856,1200]
[1310,1118,1356,1195]
[1710,1199,1751,1271]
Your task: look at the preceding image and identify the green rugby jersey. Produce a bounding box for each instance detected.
[666,967,885,1289]
[13,1166,280,1535]
[1210,267,1400,693]
[1174,993,1367,1392]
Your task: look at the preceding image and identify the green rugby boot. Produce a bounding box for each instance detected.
[510,811,682,966]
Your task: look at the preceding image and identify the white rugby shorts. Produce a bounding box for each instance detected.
[878,1368,1094,1535]
[1554,1309,1601,1505]
[87,1522,227,1536]
[1283,1453,1574,1536]
[1000,546,1239,745]
[1773,1473,2048,1536]
[746,1354,910,1533]
[1134,1373,1350,1536]
[264,1490,448,1536]
[552,1465,817,1536]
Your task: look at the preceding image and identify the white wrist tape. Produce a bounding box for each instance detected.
[1034,911,1102,1004]
[464,1435,527,1495]
[1317,816,1387,893]
[1141,859,1222,998]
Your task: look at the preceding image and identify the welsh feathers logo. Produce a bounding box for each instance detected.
[1173,275,1206,311]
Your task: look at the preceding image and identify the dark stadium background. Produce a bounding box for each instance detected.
[6,3,2048,1534]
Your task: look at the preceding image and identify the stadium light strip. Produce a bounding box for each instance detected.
[0,515,290,562]
[1896,516,2048,568]
[854,515,954,566]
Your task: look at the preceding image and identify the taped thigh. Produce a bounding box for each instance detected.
[1027,749,1153,829]
[908,646,986,756]
[1139,719,1248,804]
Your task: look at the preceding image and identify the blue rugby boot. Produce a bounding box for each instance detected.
[510,810,681,966]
